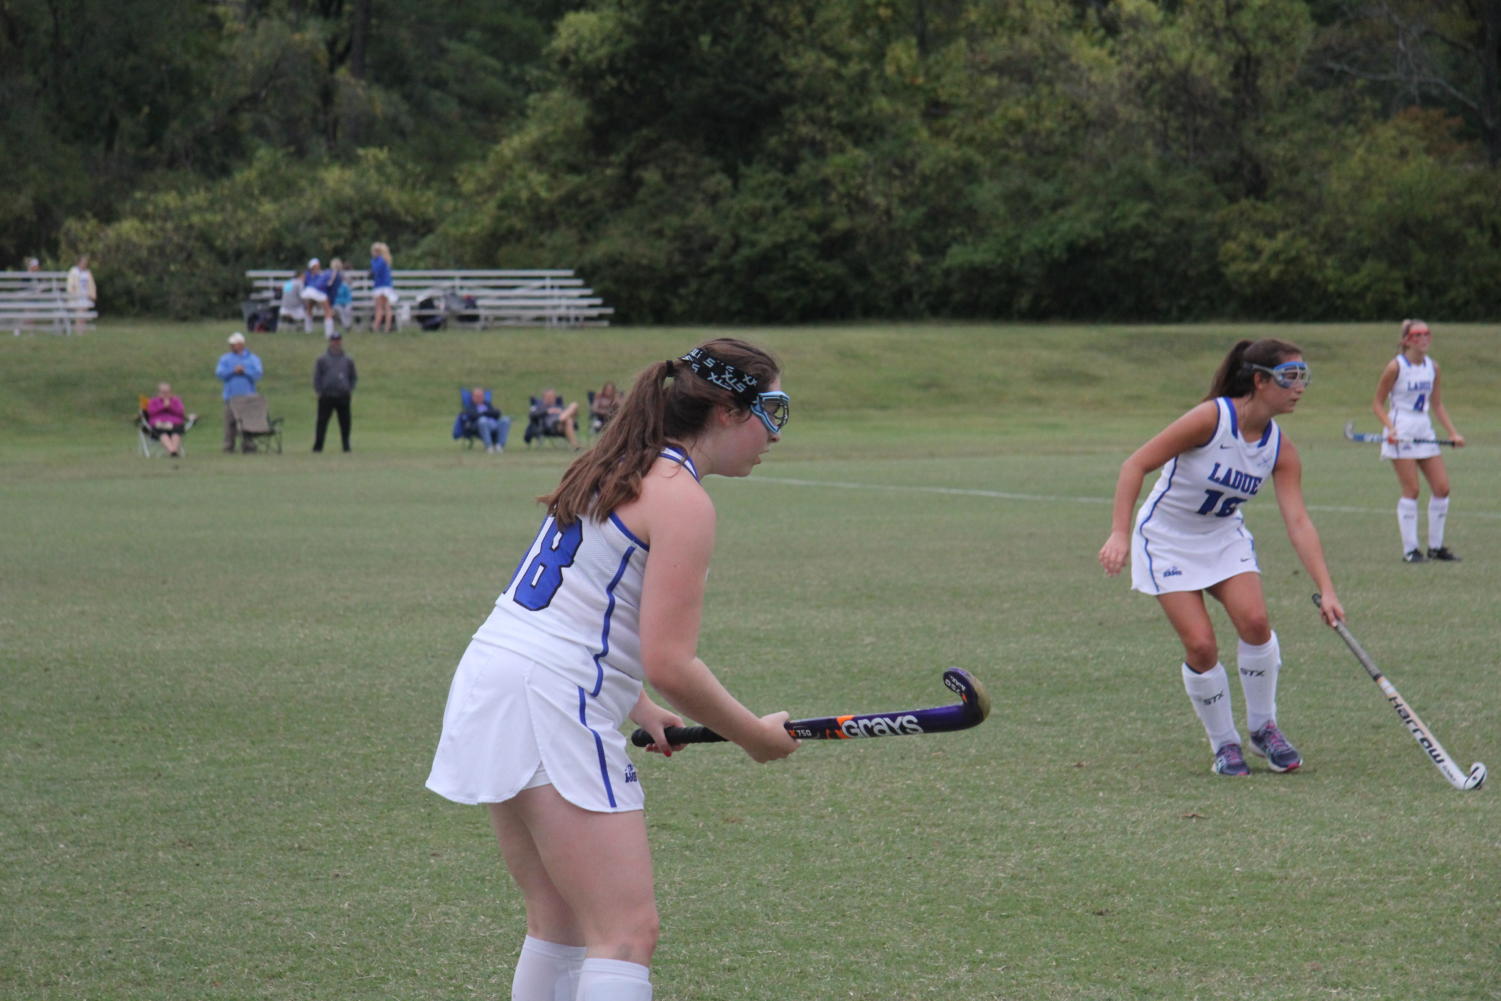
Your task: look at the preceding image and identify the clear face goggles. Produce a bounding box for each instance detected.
[750,391,790,435]
[1250,360,1311,389]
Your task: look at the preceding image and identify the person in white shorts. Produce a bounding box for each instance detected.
[1098,338,1345,778]
[1371,319,1465,563]
[426,337,799,1001]
[369,242,397,332]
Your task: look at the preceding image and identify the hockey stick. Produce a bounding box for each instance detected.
[629,667,991,747]
[1313,594,1485,791]
[1343,420,1454,446]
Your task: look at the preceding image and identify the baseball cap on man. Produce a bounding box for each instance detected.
[227,331,246,345]
[307,257,320,269]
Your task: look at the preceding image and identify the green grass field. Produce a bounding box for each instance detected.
[3,321,1498,1000]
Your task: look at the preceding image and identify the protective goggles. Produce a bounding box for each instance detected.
[750,391,790,435]
[1250,360,1311,389]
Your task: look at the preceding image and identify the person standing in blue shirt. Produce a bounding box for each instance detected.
[369,242,397,332]
[215,331,264,452]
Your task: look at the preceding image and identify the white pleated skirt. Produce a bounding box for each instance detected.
[425,638,645,813]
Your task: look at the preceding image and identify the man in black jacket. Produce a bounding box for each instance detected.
[312,331,358,452]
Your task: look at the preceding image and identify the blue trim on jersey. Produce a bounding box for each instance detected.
[576,685,617,808]
[660,446,700,481]
[589,547,637,694]
[608,512,648,550]
[1136,456,1179,594]
[1222,397,1238,440]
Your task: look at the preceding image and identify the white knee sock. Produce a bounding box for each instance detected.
[1182,662,1238,750]
[1397,497,1419,553]
[577,958,652,1001]
[1428,496,1450,549]
[510,936,586,1001]
[1237,632,1281,734]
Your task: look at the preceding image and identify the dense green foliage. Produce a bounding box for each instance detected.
[7,0,1501,322]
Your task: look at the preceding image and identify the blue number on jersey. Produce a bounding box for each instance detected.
[513,520,584,610]
[1413,393,1427,413]
[1196,489,1245,518]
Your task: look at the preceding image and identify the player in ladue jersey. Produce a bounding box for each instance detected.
[426,338,798,1001]
[1372,319,1465,563]
[1098,339,1345,777]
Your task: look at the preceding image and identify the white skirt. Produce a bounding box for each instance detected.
[425,639,645,812]
[1132,522,1260,595]
[1380,413,1442,460]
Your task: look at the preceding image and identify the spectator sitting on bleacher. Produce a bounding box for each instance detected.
[278,267,307,332]
[329,258,353,331]
[370,242,396,332]
[300,258,335,337]
[529,387,580,449]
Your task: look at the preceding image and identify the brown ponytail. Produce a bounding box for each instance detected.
[541,338,780,526]
[1205,337,1302,400]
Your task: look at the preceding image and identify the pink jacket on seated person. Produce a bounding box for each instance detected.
[147,395,186,426]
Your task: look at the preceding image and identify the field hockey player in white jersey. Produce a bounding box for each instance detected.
[425,337,798,1001]
[1371,319,1465,563]
[1098,339,1345,777]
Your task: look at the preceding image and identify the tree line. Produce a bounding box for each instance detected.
[5,0,1499,322]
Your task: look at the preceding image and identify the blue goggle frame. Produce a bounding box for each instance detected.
[750,391,790,435]
[1250,361,1311,389]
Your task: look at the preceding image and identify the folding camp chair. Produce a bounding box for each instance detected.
[135,395,197,458]
[226,393,284,454]
[523,394,579,447]
[452,387,511,451]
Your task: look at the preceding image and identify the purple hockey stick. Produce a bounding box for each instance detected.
[629,668,991,747]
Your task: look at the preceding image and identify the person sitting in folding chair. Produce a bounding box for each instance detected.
[454,387,511,453]
[140,382,196,458]
[524,387,580,449]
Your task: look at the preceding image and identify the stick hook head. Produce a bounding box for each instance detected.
[943,667,992,723]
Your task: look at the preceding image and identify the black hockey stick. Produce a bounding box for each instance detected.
[1313,594,1485,791]
[1343,420,1454,446]
[629,667,991,747]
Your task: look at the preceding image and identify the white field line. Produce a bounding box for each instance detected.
[753,475,1501,520]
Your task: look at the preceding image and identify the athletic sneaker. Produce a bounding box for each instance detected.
[1249,722,1302,772]
[1402,549,1427,563]
[1213,742,1250,776]
[1426,546,1460,562]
